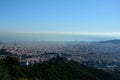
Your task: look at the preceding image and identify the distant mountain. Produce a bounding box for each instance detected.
[98,39,120,44]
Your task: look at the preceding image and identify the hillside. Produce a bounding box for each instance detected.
[0,56,120,80]
[98,39,120,44]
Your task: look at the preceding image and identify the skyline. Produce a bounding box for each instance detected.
[0,0,120,41]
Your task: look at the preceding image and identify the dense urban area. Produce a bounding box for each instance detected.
[1,40,120,71]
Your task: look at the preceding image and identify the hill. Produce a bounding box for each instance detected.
[98,39,120,44]
[0,56,120,80]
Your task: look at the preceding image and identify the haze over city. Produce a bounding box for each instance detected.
[1,1,120,80]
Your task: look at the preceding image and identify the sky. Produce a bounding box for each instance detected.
[0,0,120,41]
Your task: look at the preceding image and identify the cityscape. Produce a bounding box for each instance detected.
[1,40,120,71]
[1,0,120,80]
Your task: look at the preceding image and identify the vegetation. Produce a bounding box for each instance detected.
[0,56,120,80]
[0,49,12,55]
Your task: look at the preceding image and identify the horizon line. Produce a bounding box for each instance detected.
[1,31,120,36]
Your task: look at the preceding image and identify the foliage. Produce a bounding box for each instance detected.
[0,55,120,80]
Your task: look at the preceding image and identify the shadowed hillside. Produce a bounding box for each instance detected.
[0,56,120,80]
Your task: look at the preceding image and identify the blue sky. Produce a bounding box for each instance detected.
[0,0,120,41]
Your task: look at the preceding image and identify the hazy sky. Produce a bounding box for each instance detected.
[0,0,120,41]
